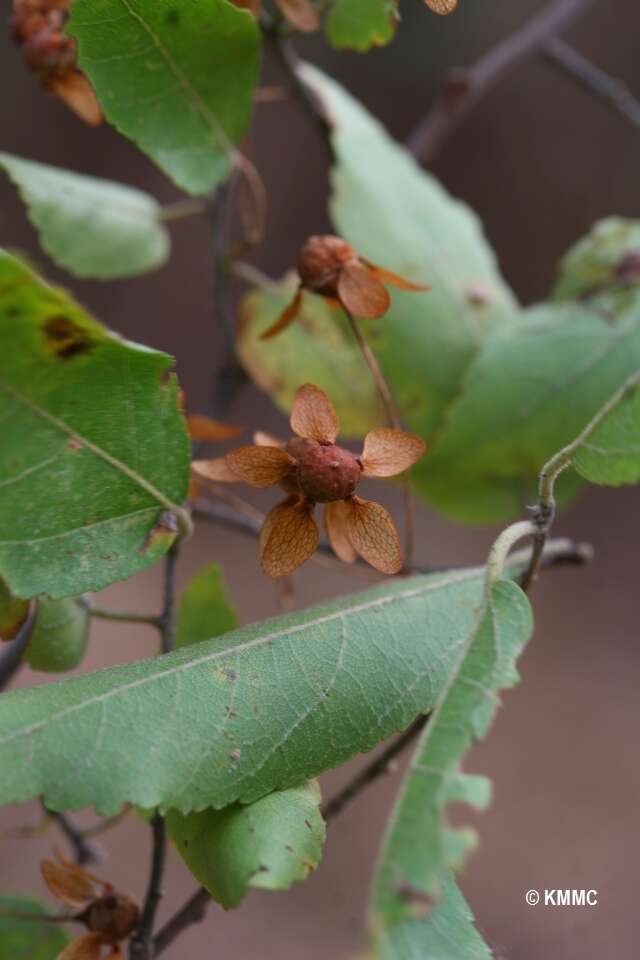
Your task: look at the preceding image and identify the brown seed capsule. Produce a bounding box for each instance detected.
[297,235,356,297]
[84,892,140,943]
[286,437,362,503]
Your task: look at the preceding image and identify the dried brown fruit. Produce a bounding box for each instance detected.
[261,235,429,339]
[11,0,102,125]
[40,849,139,960]
[193,383,426,577]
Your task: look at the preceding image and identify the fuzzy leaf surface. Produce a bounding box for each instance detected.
[0,895,70,960]
[0,152,169,279]
[67,0,260,194]
[237,286,383,436]
[0,251,190,599]
[0,565,515,814]
[372,579,532,931]
[423,300,640,521]
[167,780,325,907]
[374,877,491,960]
[25,599,89,673]
[570,376,640,485]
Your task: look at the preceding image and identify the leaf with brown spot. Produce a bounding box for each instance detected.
[43,316,94,360]
[324,501,357,563]
[261,499,319,578]
[346,496,402,573]
[290,383,340,443]
[0,251,190,599]
[167,781,325,908]
[360,428,426,477]
[337,260,390,318]
[226,446,295,488]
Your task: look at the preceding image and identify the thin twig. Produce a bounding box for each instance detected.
[0,603,34,691]
[128,546,179,957]
[158,543,179,655]
[207,182,247,420]
[157,197,208,223]
[521,370,640,592]
[407,0,598,163]
[153,886,212,957]
[344,310,417,570]
[543,37,640,127]
[260,12,332,159]
[44,804,99,866]
[321,714,429,821]
[128,814,167,960]
[87,606,161,627]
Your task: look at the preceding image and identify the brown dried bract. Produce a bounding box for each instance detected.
[40,849,139,960]
[425,0,458,14]
[11,0,102,125]
[261,235,429,339]
[193,384,426,577]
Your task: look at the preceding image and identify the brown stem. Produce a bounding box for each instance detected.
[321,714,429,821]
[152,887,212,957]
[45,804,100,866]
[345,311,400,429]
[407,0,598,163]
[128,814,167,960]
[344,311,417,569]
[543,37,640,127]
[259,12,333,159]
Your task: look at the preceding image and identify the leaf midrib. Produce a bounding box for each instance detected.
[0,381,178,513]
[0,567,482,746]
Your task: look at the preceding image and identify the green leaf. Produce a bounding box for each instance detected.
[0,559,537,814]
[297,65,518,444]
[371,578,532,929]
[237,286,384,436]
[0,152,169,279]
[176,562,238,648]
[67,0,260,195]
[422,301,640,521]
[0,579,29,641]
[24,599,89,673]
[326,0,397,52]
[559,372,640,486]
[0,895,70,960]
[373,877,491,960]
[552,217,640,307]
[0,250,190,599]
[167,781,325,907]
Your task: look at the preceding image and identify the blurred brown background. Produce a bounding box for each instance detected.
[1,0,640,957]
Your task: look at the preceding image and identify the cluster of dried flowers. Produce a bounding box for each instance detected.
[40,849,139,959]
[193,384,425,578]
[11,0,101,126]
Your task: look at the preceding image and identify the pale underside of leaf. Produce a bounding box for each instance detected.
[0,151,169,279]
[0,565,501,814]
